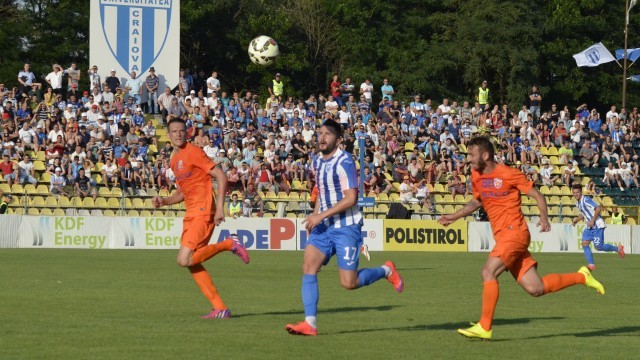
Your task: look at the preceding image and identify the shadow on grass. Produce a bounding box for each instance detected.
[330,317,565,334]
[234,305,402,318]
[502,325,640,341]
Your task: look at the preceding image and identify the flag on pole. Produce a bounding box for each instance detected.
[615,48,640,62]
[628,75,640,82]
[573,43,617,67]
[628,0,637,24]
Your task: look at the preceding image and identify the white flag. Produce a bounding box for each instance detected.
[573,43,617,67]
[631,0,637,12]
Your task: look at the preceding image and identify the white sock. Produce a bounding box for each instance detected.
[305,316,317,328]
[382,265,391,277]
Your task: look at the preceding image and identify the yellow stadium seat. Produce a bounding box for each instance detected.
[434,183,446,193]
[45,196,58,207]
[562,217,573,224]
[132,198,145,209]
[550,186,561,195]
[144,198,154,209]
[539,186,550,195]
[32,196,46,207]
[111,188,123,198]
[24,184,37,195]
[377,193,389,202]
[99,187,111,197]
[263,212,273,218]
[34,161,46,171]
[627,217,636,225]
[602,197,614,207]
[53,208,65,216]
[139,210,152,217]
[40,208,53,216]
[522,206,531,215]
[0,184,10,193]
[107,198,120,208]
[36,185,49,195]
[128,210,140,217]
[561,207,574,216]
[443,194,454,203]
[548,147,559,156]
[11,184,25,194]
[95,197,108,208]
[548,206,559,216]
[12,208,24,215]
[57,196,71,207]
[560,186,571,196]
[83,198,95,208]
[388,193,399,202]
[434,194,445,203]
[530,206,540,215]
[547,196,560,205]
[27,208,39,216]
[454,195,466,203]
[39,173,51,184]
[103,209,116,217]
[152,210,165,217]
[443,205,455,214]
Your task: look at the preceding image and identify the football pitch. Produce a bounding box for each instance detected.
[1,250,637,359]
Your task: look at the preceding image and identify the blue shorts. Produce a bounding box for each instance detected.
[307,223,363,271]
[582,227,605,248]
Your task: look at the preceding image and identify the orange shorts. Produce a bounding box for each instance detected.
[181,215,216,250]
[490,231,537,282]
[310,186,318,203]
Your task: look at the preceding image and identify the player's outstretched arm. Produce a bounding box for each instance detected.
[439,198,482,226]
[153,186,185,208]
[527,187,550,232]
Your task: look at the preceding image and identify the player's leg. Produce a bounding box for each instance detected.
[592,228,624,258]
[334,224,402,292]
[181,219,248,266]
[458,256,506,340]
[286,227,330,336]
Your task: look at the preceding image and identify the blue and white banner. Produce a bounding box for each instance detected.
[573,43,616,67]
[615,48,640,62]
[90,0,179,91]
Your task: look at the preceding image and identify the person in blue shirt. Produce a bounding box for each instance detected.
[285,120,404,336]
[571,185,625,271]
[132,108,145,128]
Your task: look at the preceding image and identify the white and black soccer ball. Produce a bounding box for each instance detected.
[248,35,280,66]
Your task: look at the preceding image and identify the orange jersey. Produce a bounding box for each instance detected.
[170,142,217,217]
[472,164,533,242]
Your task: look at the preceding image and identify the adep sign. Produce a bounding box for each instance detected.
[213,218,297,250]
[383,220,467,252]
[90,0,179,89]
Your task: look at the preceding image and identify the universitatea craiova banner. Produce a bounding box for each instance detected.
[90,0,179,92]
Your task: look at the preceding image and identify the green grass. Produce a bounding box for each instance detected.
[0,250,638,359]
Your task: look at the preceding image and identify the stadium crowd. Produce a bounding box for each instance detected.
[2,62,640,216]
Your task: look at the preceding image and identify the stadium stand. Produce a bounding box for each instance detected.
[1,67,639,224]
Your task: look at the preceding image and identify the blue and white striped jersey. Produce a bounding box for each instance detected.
[576,195,605,229]
[313,149,362,228]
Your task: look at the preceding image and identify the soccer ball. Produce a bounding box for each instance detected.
[248,35,280,66]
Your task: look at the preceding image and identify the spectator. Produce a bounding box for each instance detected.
[1,154,16,186]
[124,71,143,105]
[120,161,137,195]
[0,193,10,214]
[145,67,159,114]
[75,168,97,201]
[228,193,243,218]
[618,162,638,190]
[399,175,418,203]
[540,162,559,186]
[17,154,37,185]
[447,170,467,197]
[562,161,577,186]
[50,167,66,195]
[101,158,119,188]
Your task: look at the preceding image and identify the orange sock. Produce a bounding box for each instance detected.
[542,272,585,294]
[479,280,499,331]
[192,239,234,265]
[189,264,227,310]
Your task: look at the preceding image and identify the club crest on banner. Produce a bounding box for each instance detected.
[585,48,600,64]
[99,0,173,75]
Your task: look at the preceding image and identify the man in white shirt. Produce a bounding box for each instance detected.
[399,175,418,203]
[18,123,36,150]
[47,124,64,143]
[102,84,115,104]
[324,96,339,115]
[124,71,143,105]
[301,123,314,143]
[206,71,220,94]
[605,105,618,120]
[360,79,374,104]
[202,139,219,160]
[18,154,38,185]
[50,167,67,195]
[438,98,451,121]
[101,158,119,187]
[45,64,64,96]
[540,162,558,186]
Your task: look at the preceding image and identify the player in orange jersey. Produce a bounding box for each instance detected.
[153,118,250,319]
[439,136,605,340]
